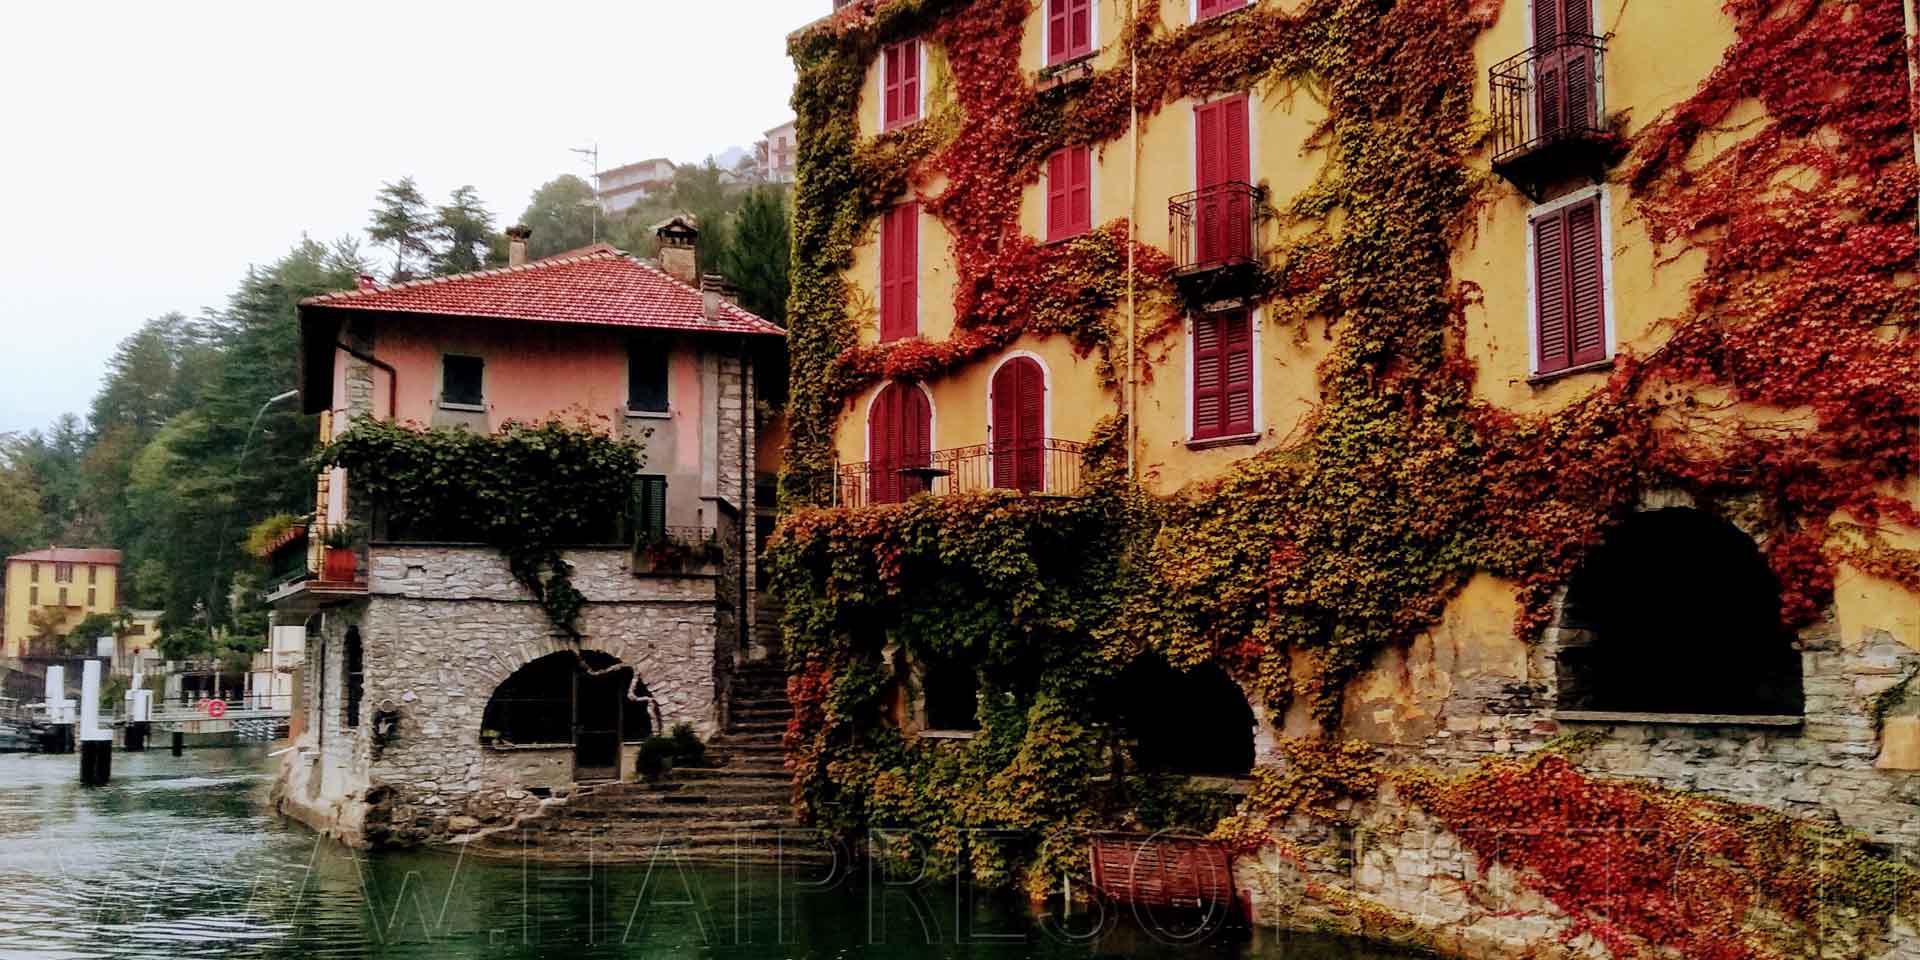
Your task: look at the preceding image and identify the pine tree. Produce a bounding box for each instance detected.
[367,176,435,280]
[432,185,498,276]
[717,187,790,325]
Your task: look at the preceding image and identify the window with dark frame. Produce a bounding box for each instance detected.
[1532,194,1607,377]
[441,355,485,407]
[628,341,669,414]
[632,475,669,541]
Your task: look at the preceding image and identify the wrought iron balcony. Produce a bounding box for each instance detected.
[1489,33,1611,199]
[834,438,1087,508]
[1168,181,1266,303]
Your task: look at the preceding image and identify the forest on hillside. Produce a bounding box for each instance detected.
[0,162,790,668]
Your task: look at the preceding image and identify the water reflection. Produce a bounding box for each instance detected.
[0,747,1426,959]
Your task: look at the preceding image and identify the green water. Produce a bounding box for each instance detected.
[0,746,1427,958]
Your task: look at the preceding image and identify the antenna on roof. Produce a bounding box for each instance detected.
[571,142,601,244]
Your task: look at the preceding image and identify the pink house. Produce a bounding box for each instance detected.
[271,221,789,850]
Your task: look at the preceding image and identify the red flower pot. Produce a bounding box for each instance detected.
[322,546,358,582]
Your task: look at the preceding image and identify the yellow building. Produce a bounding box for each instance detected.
[783,0,1920,950]
[3,547,123,657]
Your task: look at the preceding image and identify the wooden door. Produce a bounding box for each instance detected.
[1194,95,1250,266]
[991,357,1045,492]
[867,382,933,505]
[572,669,621,782]
[1533,0,1595,140]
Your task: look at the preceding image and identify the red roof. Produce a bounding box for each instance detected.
[8,548,123,565]
[300,249,784,338]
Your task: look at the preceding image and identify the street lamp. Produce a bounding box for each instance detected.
[205,389,301,647]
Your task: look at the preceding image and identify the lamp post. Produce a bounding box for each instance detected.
[205,389,300,646]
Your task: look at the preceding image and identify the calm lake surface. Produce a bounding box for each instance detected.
[0,746,1428,959]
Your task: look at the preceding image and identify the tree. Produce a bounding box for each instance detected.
[367,177,435,280]
[68,609,130,657]
[431,185,499,276]
[518,175,599,259]
[717,187,791,325]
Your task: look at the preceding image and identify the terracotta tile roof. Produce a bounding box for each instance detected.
[299,249,784,338]
[7,548,123,565]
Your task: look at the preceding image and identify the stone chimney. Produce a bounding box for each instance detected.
[699,274,737,322]
[655,216,700,285]
[505,225,532,267]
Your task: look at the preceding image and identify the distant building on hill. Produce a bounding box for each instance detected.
[757,120,796,184]
[596,157,676,216]
[1,547,122,658]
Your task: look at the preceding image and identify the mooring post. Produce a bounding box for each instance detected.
[43,665,75,755]
[123,673,151,752]
[171,730,184,756]
[78,660,111,786]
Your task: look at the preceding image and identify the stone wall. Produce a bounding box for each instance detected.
[273,544,727,848]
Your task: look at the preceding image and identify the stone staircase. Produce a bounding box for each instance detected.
[464,658,834,866]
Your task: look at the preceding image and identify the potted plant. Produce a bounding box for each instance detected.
[321,523,360,582]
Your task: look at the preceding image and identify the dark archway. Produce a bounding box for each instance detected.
[480,651,653,746]
[921,655,980,731]
[1109,658,1255,776]
[1559,507,1803,716]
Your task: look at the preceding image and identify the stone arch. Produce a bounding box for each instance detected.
[479,650,655,746]
[1554,505,1804,716]
[1108,656,1256,776]
[466,628,708,737]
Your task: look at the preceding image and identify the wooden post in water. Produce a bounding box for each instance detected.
[78,660,111,786]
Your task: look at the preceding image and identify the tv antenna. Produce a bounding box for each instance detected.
[571,142,601,242]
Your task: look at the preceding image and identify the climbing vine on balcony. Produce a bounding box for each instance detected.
[316,416,646,640]
[778,0,1920,940]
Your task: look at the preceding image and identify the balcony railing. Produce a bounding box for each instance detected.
[264,523,313,589]
[833,438,1086,508]
[1490,33,1610,198]
[1169,181,1264,276]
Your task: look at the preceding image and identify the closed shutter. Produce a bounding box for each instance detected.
[884,40,920,129]
[1222,310,1254,435]
[1535,0,1595,138]
[631,475,668,540]
[1194,96,1250,265]
[991,357,1045,492]
[881,203,919,341]
[1197,0,1244,20]
[1047,146,1092,241]
[1534,195,1606,375]
[1193,315,1224,438]
[867,383,932,504]
[1049,0,1093,63]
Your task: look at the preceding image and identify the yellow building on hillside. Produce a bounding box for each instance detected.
[782,0,1920,951]
[2,547,123,657]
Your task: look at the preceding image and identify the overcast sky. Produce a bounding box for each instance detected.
[0,1,807,436]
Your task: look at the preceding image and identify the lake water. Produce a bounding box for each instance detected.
[0,746,1429,959]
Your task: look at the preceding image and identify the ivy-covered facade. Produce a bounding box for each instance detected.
[776,0,1920,954]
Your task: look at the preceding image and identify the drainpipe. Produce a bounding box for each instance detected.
[1125,0,1141,479]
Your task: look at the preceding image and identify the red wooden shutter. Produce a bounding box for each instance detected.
[1195,96,1249,265]
[1197,0,1244,20]
[881,203,918,341]
[901,384,932,497]
[1046,151,1069,241]
[1192,314,1224,438]
[1534,207,1571,375]
[1221,309,1254,435]
[868,385,898,505]
[1195,101,1223,264]
[883,41,920,129]
[1567,197,1607,365]
[1047,147,1092,241]
[883,42,902,129]
[1222,97,1250,261]
[1047,0,1070,64]
[991,358,1045,492]
[1069,0,1093,59]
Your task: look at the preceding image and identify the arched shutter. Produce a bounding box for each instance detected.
[868,383,933,504]
[991,357,1045,492]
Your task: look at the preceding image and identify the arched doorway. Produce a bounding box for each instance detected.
[481,651,653,781]
[990,356,1045,492]
[867,381,932,504]
[1108,657,1255,776]
[920,654,980,732]
[1558,507,1804,716]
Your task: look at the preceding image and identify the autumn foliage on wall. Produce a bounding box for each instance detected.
[774,0,1920,942]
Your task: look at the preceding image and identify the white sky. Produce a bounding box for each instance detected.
[0,0,809,435]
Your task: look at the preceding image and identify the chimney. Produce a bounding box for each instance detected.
[356,274,376,291]
[655,216,700,285]
[700,274,739,321]
[506,225,532,267]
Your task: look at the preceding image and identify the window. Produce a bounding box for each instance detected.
[344,627,363,729]
[991,356,1046,492]
[87,588,96,608]
[29,587,37,606]
[867,382,933,505]
[882,39,922,130]
[632,475,669,541]
[880,203,920,342]
[1047,0,1094,64]
[921,656,980,732]
[54,563,73,583]
[628,341,669,414]
[1531,192,1607,377]
[58,587,68,607]
[1195,0,1248,21]
[30,563,38,583]
[1105,657,1254,776]
[87,565,96,584]
[441,355,485,407]
[1046,146,1093,242]
[1191,309,1254,441]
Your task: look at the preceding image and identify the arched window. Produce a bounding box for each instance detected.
[1107,657,1255,776]
[343,627,363,729]
[990,356,1045,492]
[1558,508,1804,716]
[867,381,932,505]
[480,651,654,746]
